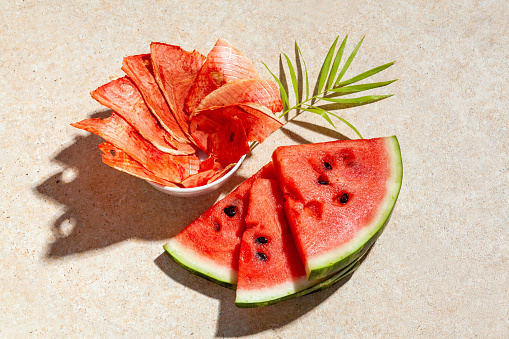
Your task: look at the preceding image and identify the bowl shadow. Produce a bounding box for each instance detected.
[34,110,249,258]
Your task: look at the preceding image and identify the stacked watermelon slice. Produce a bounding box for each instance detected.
[72,39,283,188]
[164,136,403,307]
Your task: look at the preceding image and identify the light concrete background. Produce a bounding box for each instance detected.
[1,0,507,337]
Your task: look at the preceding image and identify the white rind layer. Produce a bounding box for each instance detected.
[164,238,237,285]
[235,275,325,304]
[305,136,403,276]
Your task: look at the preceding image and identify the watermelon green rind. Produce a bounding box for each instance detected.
[306,136,403,280]
[235,255,361,308]
[163,240,236,289]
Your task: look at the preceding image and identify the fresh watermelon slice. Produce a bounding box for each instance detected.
[163,163,276,288]
[235,178,319,306]
[236,253,361,308]
[235,178,366,308]
[272,136,403,280]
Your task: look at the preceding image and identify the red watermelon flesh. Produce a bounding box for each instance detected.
[163,162,276,288]
[90,77,182,155]
[150,42,206,141]
[121,54,195,152]
[185,38,259,115]
[272,136,403,280]
[195,79,283,114]
[236,179,313,305]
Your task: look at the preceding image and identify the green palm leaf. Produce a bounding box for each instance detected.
[319,94,393,104]
[283,53,299,105]
[328,80,397,95]
[262,61,289,111]
[317,36,339,94]
[327,36,348,89]
[295,41,309,100]
[336,61,395,87]
[335,36,364,85]
[263,36,395,138]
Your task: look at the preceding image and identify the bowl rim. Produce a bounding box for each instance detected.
[147,154,246,193]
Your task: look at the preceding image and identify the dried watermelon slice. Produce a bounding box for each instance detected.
[185,38,259,115]
[90,77,186,155]
[196,79,283,114]
[71,113,200,183]
[208,116,250,168]
[121,54,195,154]
[207,163,237,184]
[163,162,276,287]
[189,103,283,151]
[150,42,206,140]
[98,142,179,187]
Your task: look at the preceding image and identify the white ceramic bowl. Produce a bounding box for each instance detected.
[147,153,246,197]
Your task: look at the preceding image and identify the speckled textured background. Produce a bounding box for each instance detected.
[1,0,507,337]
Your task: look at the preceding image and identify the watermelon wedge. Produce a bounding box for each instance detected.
[272,136,403,280]
[163,163,276,288]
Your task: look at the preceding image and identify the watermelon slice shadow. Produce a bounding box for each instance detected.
[154,245,373,337]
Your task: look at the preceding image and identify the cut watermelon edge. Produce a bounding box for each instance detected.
[163,239,237,289]
[235,255,361,308]
[306,136,403,280]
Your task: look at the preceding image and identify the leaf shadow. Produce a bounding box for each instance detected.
[278,120,349,146]
[34,110,248,258]
[154,246,375,338]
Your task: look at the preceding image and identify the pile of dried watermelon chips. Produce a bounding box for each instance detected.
[72,39,283,188]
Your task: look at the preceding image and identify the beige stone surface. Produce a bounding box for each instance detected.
[1,0,508,337]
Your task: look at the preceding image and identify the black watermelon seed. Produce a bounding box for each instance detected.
[318,180,329,185]
[256,252,267,261]
[223,206,236,217]
[110,149,116,157]
[213,222,221,232]
[255,237,268,244]
[340,193,349,204]
[324,162,332,170]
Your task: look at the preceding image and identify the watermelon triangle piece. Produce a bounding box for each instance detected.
[235,178,320,306]
[235,178,366,308]
[163,163,276,288]
[272,136,403,280]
